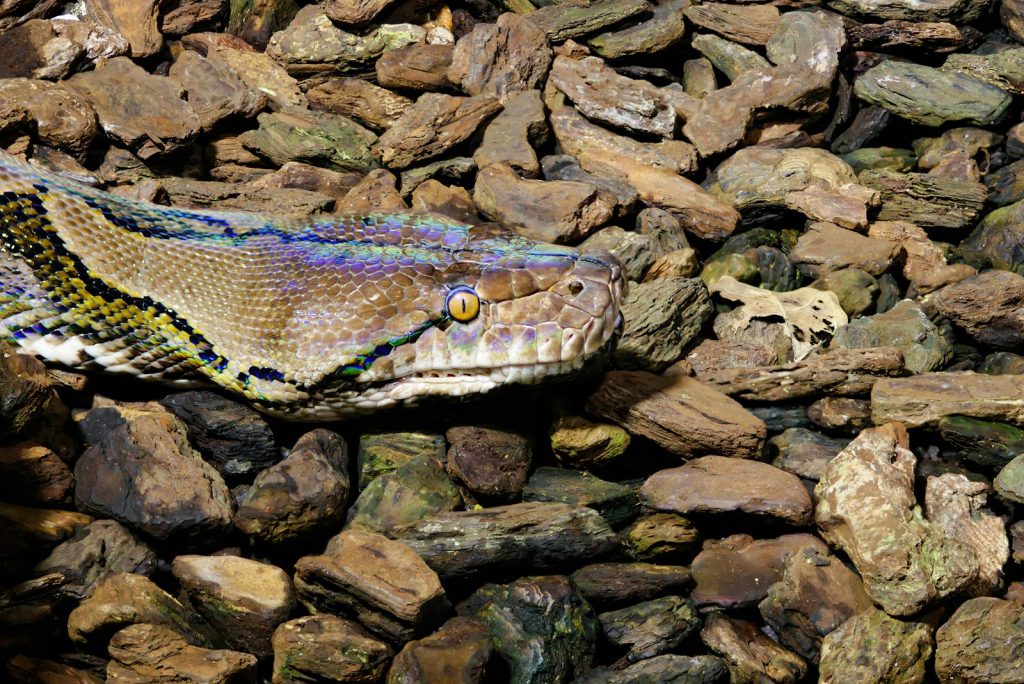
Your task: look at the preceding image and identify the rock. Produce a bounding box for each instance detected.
[969,197,1024,272]
[685,339,782,375]
[448,13,552,101]
[872,372,1024,428]
[586,371,767,460]
[0,20,80,80]
[0,502,90,552]
[980,353,1024,375]
[570,562,692,608]
[868,220,975,293]
[172,554,295,657]
[387,616,493,684]
[854,60,1011,127]
[549,55,675,138]
[82,0,162,57]
[818,607,934,684]
[767,10,846,75]
[641,456,813,526]
[0,344,71,455]
[620,514,700,563]
[548,415,631,471]
[393,502,619,581]
[0,79,97,160]
[295,529,450,642]
[931,270,1024,350]
[66,57,200,158]
[935,597,1024,683]
[598,596,700,662]
[34,520,158,600]
[815,423,979,615]
[833,300,950,374]
[158,391,277,482]
[240,110,377,172]
[357,431,445,491]
[74,402,233,544]
[807,397,873,433]
[859,169,988,231]
[272,615,392,684]
[458,575,597,684]
[226,0,299,50]
[524,0,650,42]
[759,547,873,662]
[233,429,349,545]
[523,467,636,529]
[106,623,257,683]
[683,57,717,97]
[645,249,700,281]
[323,0,399,26]
[374,94,501,170]
[542,156,639,220]
[68,572,215,651]
[576,655,729,684]
[474,90,546,177]
[161,0,228,36]
[790,222,899,278]
[810,269,879,317]
[938,416,1024,469]
[701,613,808,684]
[691,533,828,608]
[399,157,477,196]
[161,177,334,216]
[587,0,687,60]
[0,442,73,506]
[579,227,656,282]
[926,473,1008,596]
[168,49,266,131]
[686,3,780,45]
[692,33,772,81]
[347,452,461,535]
[613,278,712,373]
[6,656,103,684]
[376,44,454,91]
[249,161,361,203]
[307,77,412,132]
[443,425,530,503]
[830,0,991,21]
[336,168,408,213]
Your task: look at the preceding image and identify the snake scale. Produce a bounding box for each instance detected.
[0,152,624,419]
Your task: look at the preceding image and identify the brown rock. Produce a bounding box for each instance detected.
[598,596,700,663]
[161,177,334,217]
[685,3,780,45]
[296,529,450,642]
[931,270,1024,350]
[549,55,675,137]
[66,57,200,158]
[273,615,392,684]
[807,397,873,433]
[374,94,501,170]
[83,0,162,57]
[448,13,552,101]
[0,442,73,506]
[376,44,453,91]
[387,617,493,684]
[7,655,104,684]
[868,220,976,294]
[474,90,547,177]
[642,456,813,526]
[307,77,412,131]
[240,110,378,173]
[859,169,988,231]
[524,0,650,42]
[323,0,398,26]
[701,613,808,684]
[587,371,767,460]
[410,180,477,224]
[445,425,531,503]
[815,424,979,615]
[935,597,1024,684]
[790,222,899,277]
[691,534,828,608]
[570,562,692,608]
[168,49,266,131]
[336,169,408,213]
[0,342,72,458]
[249,161,362,203]
[161,0,229,36]
[685,339,782,375]
[107,623,256,682]
[474,162,613,244]
[172,555,296,657]
[872,372,1024,428]
[620,513,700,563]
[0,79,97,159]
[0,19,79,80]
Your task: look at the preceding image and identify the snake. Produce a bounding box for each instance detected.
[0,152,624,420]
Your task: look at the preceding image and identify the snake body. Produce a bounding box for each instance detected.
[0,153,624,419]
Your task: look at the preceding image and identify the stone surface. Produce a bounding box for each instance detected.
[448,12,552,101]
[790,222,899,277]
[570,562,692,608]
[0,79,97,160]
[818,608,934,684]
[613,278,712,373]
[473,90,546,177]
[525,0,650,42]
[872,372,1024,428]
[83,0,162,57]
[240,110,377,172]
[860,169,987,231]
[587,0,687,59]
[598,596,700,662]
[548,415,631,471]
[168,48,266,131]
[770,428,849,481]
[931,270,1024,350]
[935,597,1024,684]
[523,467,636,529]
[960,199,1024,272]
[374,94,501,170]
[106,623,257,683]
[686,3,780,45]
[376,43,454,91]
[307,77,411,132]
[869,220,976,294]
[272,614,392,684]
[347,452,461,535]
[445,425,531,503]
[0,442,73,506]
[620,514,700,563]
[701,613,808,684]
[833,300,950,374]
[387,616,493,684]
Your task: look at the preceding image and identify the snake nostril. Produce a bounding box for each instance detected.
[568,280,584,296]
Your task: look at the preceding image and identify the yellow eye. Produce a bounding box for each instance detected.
[446,286,480,323]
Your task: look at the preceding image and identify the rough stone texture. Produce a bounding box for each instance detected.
[523,467,637,529]
[860,169,988,231]
[458,575,597,684]
[240,110,377,172]
[642,456,813,526]
[474,90,546,177]
[872,372,1024,428]
[701,613,808,684]
[234,429,349,545]
[935,597,1024,684]
[66,57,200,158]
[296,529,450,642]
[587,0,687,59]
[686,3,781,45]
[613,278,712,373]
[830,0,992,22]
[172,554,295,657]
[0,442,73,506]
[598,596,700,662]
[83,0,163,58]
[272,614,392,684]
[620,514,700,563]
[770,429,849,481]
[524,0,650,42]
[960,199,1024,272]
[576,655,730,684]
[106,623,257,683]
[168,48,266,131]
[818,608,934,684]
[347,452,462,535]
[307,77,411,131]
[543,156,639,221]
[570,562,692,608]
[815,424,979,615]
[376,44,454,91]
[692,33,772,80]
[548,415,631,471]
[587,371,766,460]
[356,431,445,491]
[446,425,531,503]
[869,220,976,294]
[387,616,493,684]
[790,222,899,277]
[808,397,873,434]
[448,12,552,101]
[374,94,501,170]
[833,300,951,374]
[0,79,98,160]
[930,270,1024,350]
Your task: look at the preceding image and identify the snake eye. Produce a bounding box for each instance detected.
[446,286,480,323]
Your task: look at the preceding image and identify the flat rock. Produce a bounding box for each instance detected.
[691,33,772,80]
[960,198,1024,272]
[272,615,392,684]
[172,554,295,657]
[307,77,411,131]
[598,596,700,662]
[106,623,256,683]
[474,89,546,177]
[357,431,445,491]
[587,0,687,59]
[767,9,846,76]
[347,452,461,535]
[168,48,266,131]
[161,0,227,36]
[935,597,1024,683]
[0,79,97,159]
[322,0,398,25]
[458,575,597,684]
[473,162,613,244]
[448,12,552,101]
[542,156,639,220]
[614,278,712,373]
[815,423,979,615]
[860,169,988,230]
[387,616,493,684]
[620,514,700,563]
[240,110,377,172]
[770,428,849,481]
[250,162,362,203]
[83,0,162,57]
[161,177,334,216]
[296,529,450,642]
[65,56,200,158]
[685,3,780,45]
[829,0,992,22]
[587,371,766,460]
[869,220,976,294]
[524,0,650,42]
[872,372,1024,428]
[376,43,454,91]
[701,613,808,684]
[548,415,631,471]
[523,467,636,529]
[641,456,813,526]
[445,425,531,503]
[393,502,619,581]
[790,221,899,277]
[833,300,950,374]
[931,270,1024,350]
[336,168,408,213]
[374,93,501,170]
[74,402,233,544]
[576,655,729,684]
[233,429,349,545]
[0,19,81,80]
[818,607,934,684]
[570,562,692,608]
[808,397,872,434]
